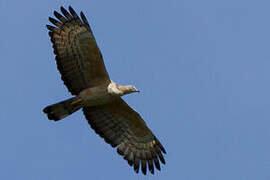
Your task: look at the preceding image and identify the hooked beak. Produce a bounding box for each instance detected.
[134,88,140,93]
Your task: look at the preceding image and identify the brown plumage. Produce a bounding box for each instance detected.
[44,6,166,175]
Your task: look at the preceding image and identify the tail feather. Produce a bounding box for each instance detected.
[43,97,83,121]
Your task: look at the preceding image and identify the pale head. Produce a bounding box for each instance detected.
[117,85,139,95]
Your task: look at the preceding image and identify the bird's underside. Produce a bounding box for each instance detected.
[44,6,166,175]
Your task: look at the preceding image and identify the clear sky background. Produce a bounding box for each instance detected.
[1,0,270,179]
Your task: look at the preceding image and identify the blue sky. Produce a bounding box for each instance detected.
[1,0,270,179]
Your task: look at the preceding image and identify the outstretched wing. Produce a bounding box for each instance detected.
[47,6,110,95]
[83,98,166,175]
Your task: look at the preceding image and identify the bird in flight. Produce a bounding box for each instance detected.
[43,6,166,175]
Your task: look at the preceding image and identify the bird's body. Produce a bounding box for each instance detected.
[44,6,166,175]
[78,81,138,106]
[79,82,118,106]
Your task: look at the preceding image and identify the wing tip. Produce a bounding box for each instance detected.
[80,11,90,27]
[60,6,72,19]
[46,24,54,31]
[68,6,78,17]
[141,160,147,175]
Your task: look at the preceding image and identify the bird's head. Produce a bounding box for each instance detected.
[118,85,140,95]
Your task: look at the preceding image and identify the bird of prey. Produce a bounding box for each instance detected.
[43,6,166,175]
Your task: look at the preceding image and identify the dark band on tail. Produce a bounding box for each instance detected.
[43,97,83,121]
